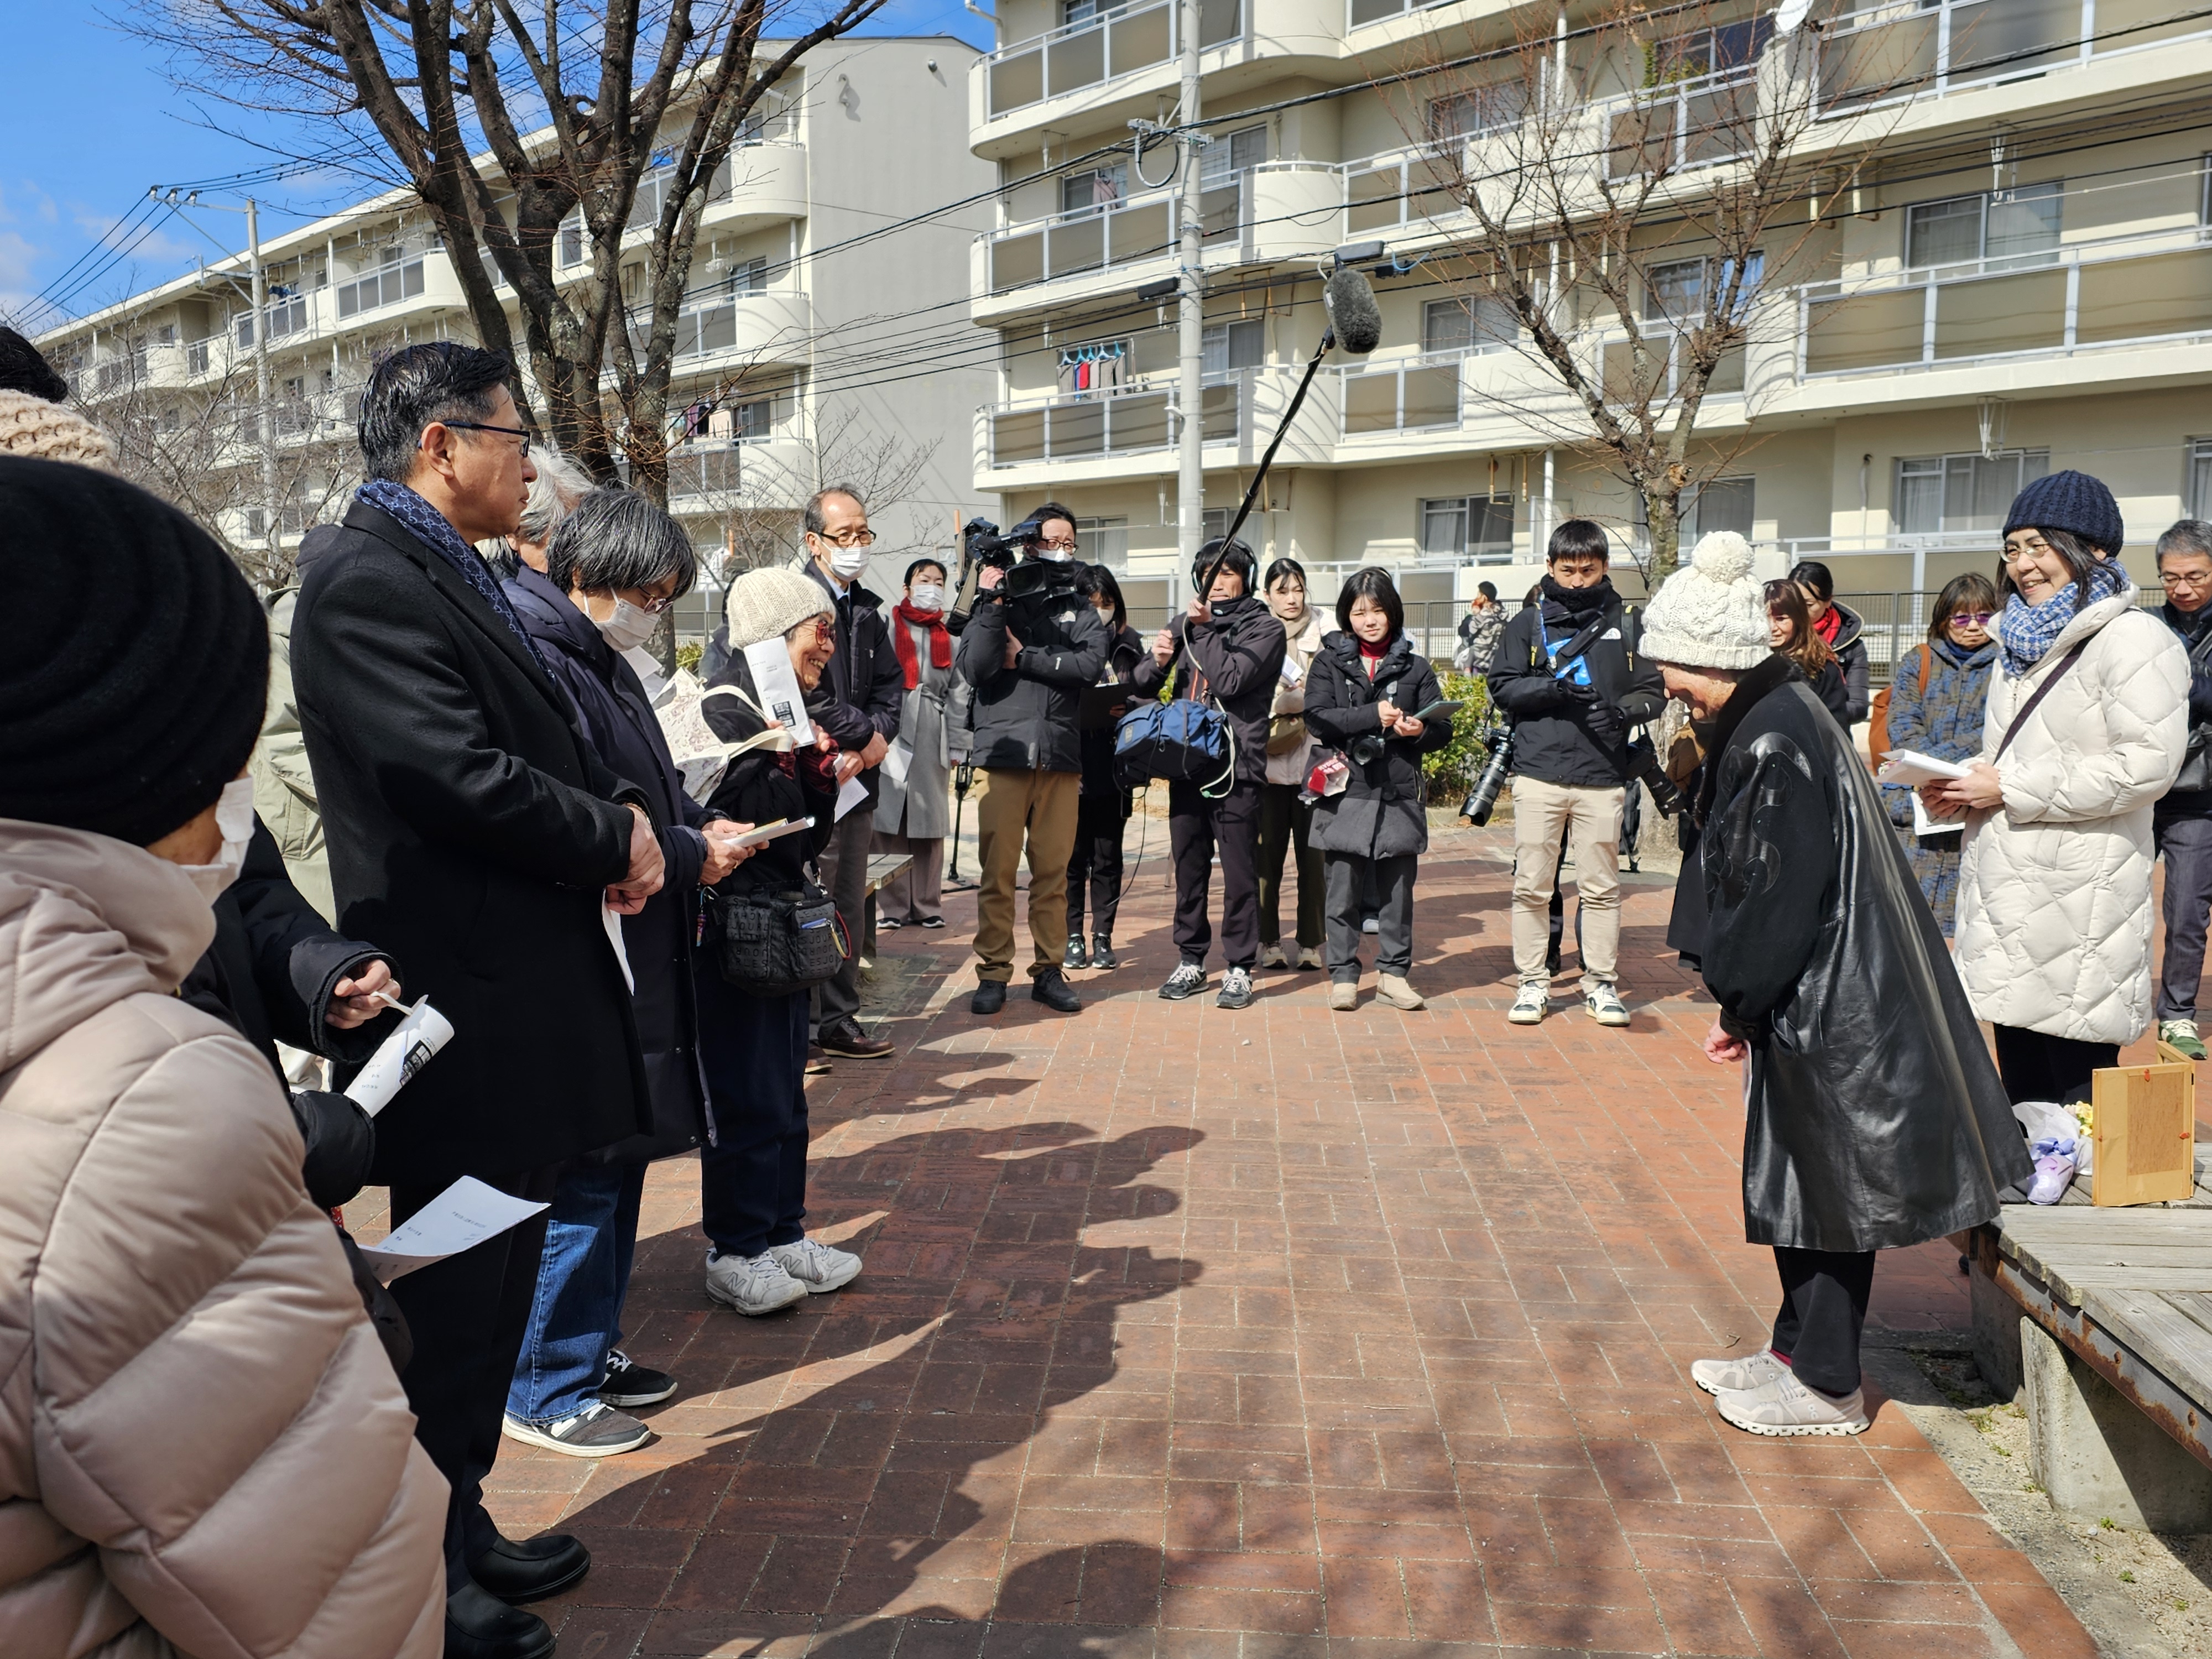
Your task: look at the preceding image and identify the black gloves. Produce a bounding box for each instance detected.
[289,1089,377,1211]
[1567,681,1626,749]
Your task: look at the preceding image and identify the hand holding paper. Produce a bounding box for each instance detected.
[344,999,456,1118]
[356,1177,549,1284]
[1874,748,1972,788]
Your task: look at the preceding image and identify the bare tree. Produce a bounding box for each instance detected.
[1388,2,1894,577]
[135,0,888,503]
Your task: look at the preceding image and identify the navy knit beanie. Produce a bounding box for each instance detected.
[2004,468,2125,556]
[0,456,269,845]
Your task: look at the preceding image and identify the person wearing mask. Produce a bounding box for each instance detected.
[294,343,666,1652]
[795,485,904,1062]
[958,503,1109,1014]
[694,568,865,1314]
[1928,472,2188,1104]
[1066,564,1145,971]
[1788,560,1870,726]
[0,455,447,1658]
[1486,519,1666,1029]
[498,491,756,1456]
[1454,581,1505,674]
[2153,520,2212,1059]
[1305,567,1455,1011]
[1255,556,1327,972]
[1637,526,2027,1436]
[1134,536,1290,1010]
[1764,578,1849,724]
[873,557,957,932]
[1877,573,2000,938]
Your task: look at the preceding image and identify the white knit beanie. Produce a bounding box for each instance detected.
[0,389,117,472]
[724,566,831,649]
[1639,531,1770,669]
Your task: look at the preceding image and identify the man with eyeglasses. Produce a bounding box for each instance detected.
[2153,519,2212,1058]
[798,484,905,1064]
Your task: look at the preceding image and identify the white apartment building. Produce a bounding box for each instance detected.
[37,35,994,629]
[963,0,2212,658]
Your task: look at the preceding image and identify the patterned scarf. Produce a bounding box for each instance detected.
[1997,556,2127,679]
[357,478,548,671]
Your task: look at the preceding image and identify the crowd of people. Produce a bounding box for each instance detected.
[3,307,2212,1659]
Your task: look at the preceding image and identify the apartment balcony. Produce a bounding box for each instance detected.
[664,436,817,513]
[634,291,816,373]
[694,140,808,237]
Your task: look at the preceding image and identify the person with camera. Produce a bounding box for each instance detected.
[1134,536,1290,1010]
[1066,565,1147,972]
[958,502,1109,1016]
[1486,519,1665,1029]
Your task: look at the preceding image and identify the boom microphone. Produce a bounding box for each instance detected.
[1324,266,1382,355]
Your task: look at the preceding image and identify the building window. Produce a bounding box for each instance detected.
[1061,161,1128,215]
[716,255,769,296]
[1687,476,1755,542]
[1423,295,1517,355]
[1201,318,1264,377]
[1059,336,1131,394]
[1199,124,1267,186]
[1062,0,1126,25]
[336,248,424,318]
[2188,437,2212,520]
[1421,494,1515,564]
[1201,507,1232,542]
[1895,448,2051,535]
[1906,184,2062,272]
[1650,17,1772,82]
[1077,515,1130,570]
[1642,253,1763,324]
[1427,82,1527,144]
[559,216,586,268]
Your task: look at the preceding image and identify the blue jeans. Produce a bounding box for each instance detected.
[505,1159,645,1426]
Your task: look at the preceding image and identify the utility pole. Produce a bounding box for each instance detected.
[248,198,278,568]
[1176,0,1204,570]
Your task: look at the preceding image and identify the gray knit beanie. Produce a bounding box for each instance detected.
[1639,531,1770,670]
[725,566,831,649]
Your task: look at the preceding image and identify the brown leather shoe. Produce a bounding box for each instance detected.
[804,1044,832,1076]
[817,1018,894,1060]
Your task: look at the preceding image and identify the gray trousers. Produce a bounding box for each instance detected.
[2156,806,2212,1021]
[1325,852,1416,982]
[813,806,871,1036]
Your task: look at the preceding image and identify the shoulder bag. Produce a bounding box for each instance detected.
[1113,629,1236,796]
[705,877,848,997]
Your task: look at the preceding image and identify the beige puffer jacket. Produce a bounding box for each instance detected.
[0,820,446,1659]
[1954,586,2188,1045]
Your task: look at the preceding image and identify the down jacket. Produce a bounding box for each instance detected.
[1954,583,2189,1045]
[1302,631,1455,859]
[0,819,446,1659]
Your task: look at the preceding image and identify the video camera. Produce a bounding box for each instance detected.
[958,514,1087,633]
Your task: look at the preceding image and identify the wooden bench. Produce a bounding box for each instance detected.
[863,852,913,899]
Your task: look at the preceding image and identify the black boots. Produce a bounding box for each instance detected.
[971,978,1008,1015]
[1032,969,1081,1012]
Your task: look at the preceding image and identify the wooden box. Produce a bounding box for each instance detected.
[2090,1048,2198,1206]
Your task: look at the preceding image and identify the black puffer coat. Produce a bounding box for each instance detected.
[957,561,1110,773]
[1700,655,2030,1251]
[1302,632,1454,859]
[1131,594,1290,785]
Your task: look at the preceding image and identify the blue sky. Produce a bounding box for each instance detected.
[0,1,990,334]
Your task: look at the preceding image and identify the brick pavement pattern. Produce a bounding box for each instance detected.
[481,827,2096,1657]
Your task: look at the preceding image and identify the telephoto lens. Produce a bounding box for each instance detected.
[1459,725,1515,827]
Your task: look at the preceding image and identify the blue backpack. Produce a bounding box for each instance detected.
[1113,647,1237,796]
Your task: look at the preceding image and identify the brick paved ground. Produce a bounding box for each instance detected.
[478,825,2100,1658]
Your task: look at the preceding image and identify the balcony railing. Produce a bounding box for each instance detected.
[984,377,1240,467]
[984,0,1240,119]
[1338,352,1463,437]
[1342,148,1467,236]
[984,175,1248,293]
[1603,63,1761,179]
[1814,0,2212,111]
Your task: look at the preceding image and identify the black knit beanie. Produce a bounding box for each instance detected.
[2004,468,2125,556]
[0,456,269,845]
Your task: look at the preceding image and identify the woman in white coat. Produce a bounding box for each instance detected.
[1930,471,2189,1104]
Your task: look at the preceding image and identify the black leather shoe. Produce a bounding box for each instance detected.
[971,979,1008,1015]
[472,1533,590,1604]
[1091,936,1118,971]
[446,1581,555,1657]
[1032,969,1081,1013]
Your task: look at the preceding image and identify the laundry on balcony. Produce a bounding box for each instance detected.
[1057,340,1129,395]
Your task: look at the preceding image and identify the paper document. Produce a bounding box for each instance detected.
[356,1177,550,1285]
[1911,791,1963,838]
[835,774,870,822]
[1876,748,1973,789]
[740,638,816,746]
[603,902,635,993]
[880,739,912,787]
[1279,657,1303,686]
[344,1000,455,1118]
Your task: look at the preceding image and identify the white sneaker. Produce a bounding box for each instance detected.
[1259,942,1288,969]
[1691,1349,1786,1396]
[500,1400,651,1458]
[1715,1370,1869,1436]
[704,1248,809,1316]
[1508,980,1548,1024]
[1584,982,1630,1026]
[767,1237,862,1294]
[1159,963,1207,1001]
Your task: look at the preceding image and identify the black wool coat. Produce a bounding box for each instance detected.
[801,562,906,807]
[293,499,651,1189]
[1302,632,1454,860]
[1130,594,1290,785]
[1699,655,2030,1251]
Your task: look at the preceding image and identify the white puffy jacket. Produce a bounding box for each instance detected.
[1954,585,2188,1044]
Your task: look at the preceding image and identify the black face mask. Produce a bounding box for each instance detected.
[1541,572,1615,618]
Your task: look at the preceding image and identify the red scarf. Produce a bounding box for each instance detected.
[890,603,952,690]
[1358,634,1391,676]
[1813,605,1843,646]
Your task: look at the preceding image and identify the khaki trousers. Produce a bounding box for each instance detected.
[973,767,1082,983]
[1511,778,1624,987]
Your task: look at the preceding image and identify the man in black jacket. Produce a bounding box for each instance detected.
[1132,537,1290,1010]
[796,485,904,1062]
[1486,520,1665,1029]
[957,503,1108,1016]
[2153,519,2212,1060]
[294,342,664,1658]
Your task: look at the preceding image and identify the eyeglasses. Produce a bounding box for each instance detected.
[1037,535,1078,552]
[811,527,876,549]
[440,420,531,457]
[2163,570,2212,589]
[1948,612,1993,627]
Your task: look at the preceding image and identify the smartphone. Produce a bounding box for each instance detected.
[727,816,816,850]
[1410,698,1463,723]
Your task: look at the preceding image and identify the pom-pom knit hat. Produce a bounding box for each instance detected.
[726,566,833,649]
[1639,531,1771,670]
[0,388,116,471]
[2003,468,2124,556]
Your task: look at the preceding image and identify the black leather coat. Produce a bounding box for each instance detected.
[1700,655,2030,1251]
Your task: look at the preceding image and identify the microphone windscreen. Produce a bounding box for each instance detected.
[1324,267,1383,355]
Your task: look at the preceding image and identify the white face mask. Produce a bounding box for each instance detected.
[1038,548,1074,564]
[589,594,660,653]
[820,539,871,582]
[179,776,257,904]
[908,583,945,613]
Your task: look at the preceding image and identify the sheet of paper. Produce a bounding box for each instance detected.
[1279,656,1302,686]
[602,902,635,993]
[343,1001,455,1118]
[1876,748,1973,788]
[740,638,815,746]
[880,739,912,787]
[1912,791,1963,838]
[834,774,870,822]
[357,1177,549,1285]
